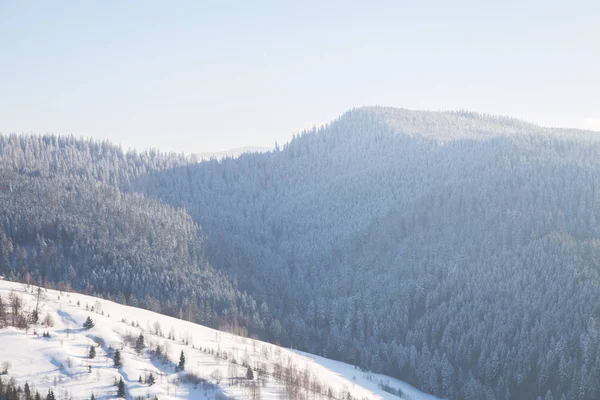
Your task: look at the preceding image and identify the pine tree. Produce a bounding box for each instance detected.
[246,365,254,380]
[135,333,145,355]
[23,382,32,400]
[178,350,185,371]
[147,373,155,386]
[83,316,95,330]
[113,349,122,368]
[34,392,42,400]
[138,375,142,383]
[91,393,95,400]
[117,377,126,398]
[89,345,96,359]
[46,389,55,400]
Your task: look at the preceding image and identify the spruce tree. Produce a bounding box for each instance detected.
[83,316,95,330]
[117,378,126,398]
[135,333,145,355]
[89,345,96,359]
[23,382,31,400]
[113,349,122,368]
[246,365,254,380]
[147,373,155,386]
[178,350,185,371]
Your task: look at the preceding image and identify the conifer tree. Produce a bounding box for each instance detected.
[83,316,95,330]
[89,345,96,359]
[117,377,126,398]
[178,350,185,371]
[46,389,56,400]
[23,382,32,400]
[135,333,145,355]
[113,349,122,368]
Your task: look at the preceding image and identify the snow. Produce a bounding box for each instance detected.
[290,350,441,400]
[0,280,440,400]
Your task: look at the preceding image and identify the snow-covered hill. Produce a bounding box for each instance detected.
[0,280,439,400]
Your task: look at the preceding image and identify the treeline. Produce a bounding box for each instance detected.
[0,377,56,400]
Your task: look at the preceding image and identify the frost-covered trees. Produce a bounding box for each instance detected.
[3,108,600,399]
[210,369,223,384]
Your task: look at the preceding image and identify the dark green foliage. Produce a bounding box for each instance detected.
[178,351,185,371]
[117,377,126,398]
[23,383,31,400]
[135,333,145,355]
[83,316,94,330]
[0,379,42,400]
[89,345,96,359]
[113,349,122,368]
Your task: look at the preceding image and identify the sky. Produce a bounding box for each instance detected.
[1,0,599,154]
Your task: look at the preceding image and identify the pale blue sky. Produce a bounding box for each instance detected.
[1,0,599,153]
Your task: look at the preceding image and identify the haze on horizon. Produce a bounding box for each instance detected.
[1,0,599,154]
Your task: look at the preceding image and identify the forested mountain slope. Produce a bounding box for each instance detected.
[2,108,600,399]
[133,108,600,400]
[0,140,267,335]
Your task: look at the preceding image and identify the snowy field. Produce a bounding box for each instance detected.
[0,280,439,400]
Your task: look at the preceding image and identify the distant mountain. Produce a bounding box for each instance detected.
[193,146,272,161]
[2,107,600,399]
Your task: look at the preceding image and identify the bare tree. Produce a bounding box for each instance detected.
[8,291,23,327]
[32,286,46,324]
[210,369,223,384]
[0,294,6,327]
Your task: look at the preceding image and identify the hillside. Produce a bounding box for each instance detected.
[0,280,436,400]
[132,108,600,400]
[2,107,600,399]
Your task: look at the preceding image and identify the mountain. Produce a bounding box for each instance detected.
[2,107,600,399]
[0,280,436,400]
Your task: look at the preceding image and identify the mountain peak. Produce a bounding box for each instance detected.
[338,106,597,142]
